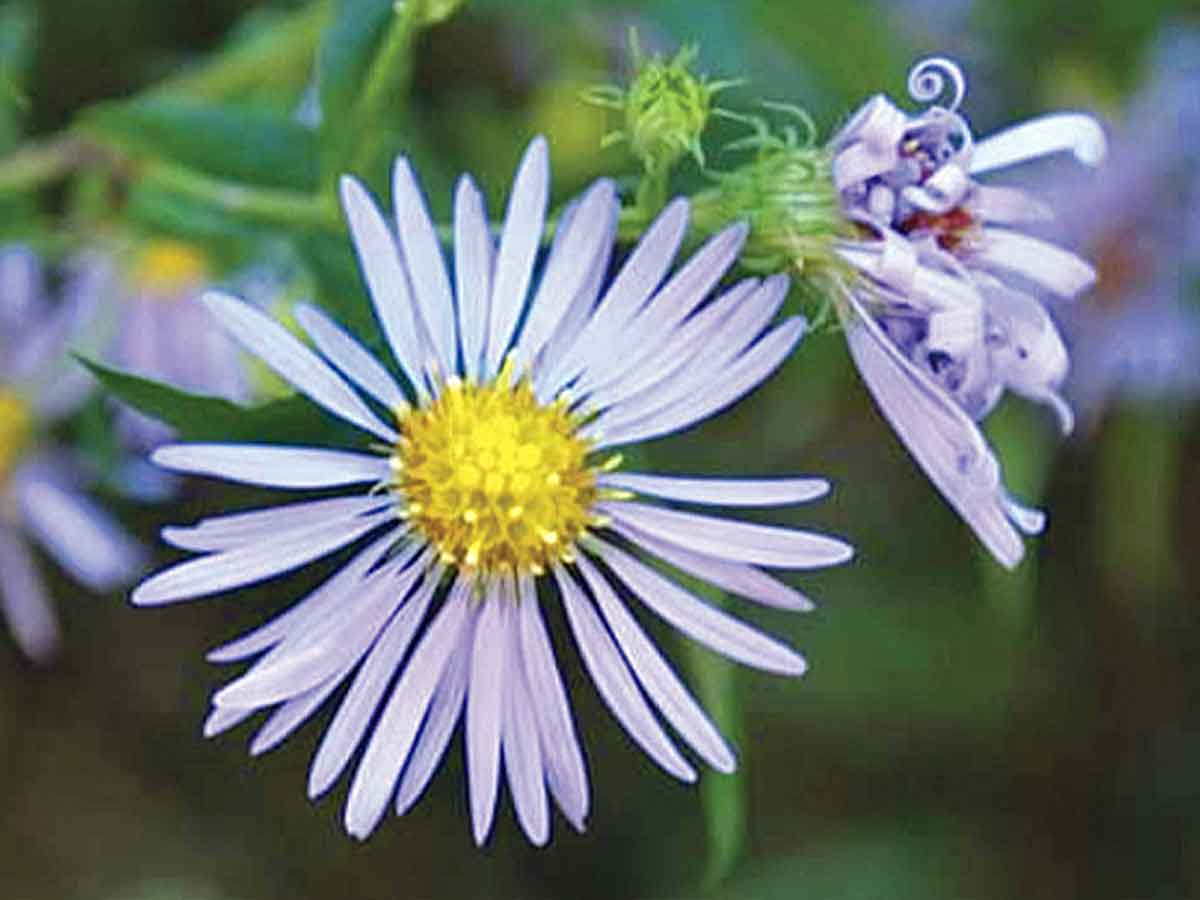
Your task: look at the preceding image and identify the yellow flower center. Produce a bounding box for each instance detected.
[394,363,605,576]
[0,387,33,485]
[133,239,208,296]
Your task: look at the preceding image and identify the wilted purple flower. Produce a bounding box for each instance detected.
[0,246,145,661]
[1034,31,1200,423]
[829,57,1105,568]
[134,138,853,845]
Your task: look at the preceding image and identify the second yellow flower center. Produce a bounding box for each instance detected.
[0,387,33,485]
[394,365,601,576]
[133,239,208,296]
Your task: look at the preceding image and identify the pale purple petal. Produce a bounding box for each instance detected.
[593,542,809,677]
[308,564,441,799]
[294,304,407,410]
[970,112,1107,174]
[502,639,550,846]
[467,584,511,846]
[203,703,256,738]
[609,519,814,612]
[971,186,1054,224]
[0,525,60,662]
[132,510,393,606]
[554,566,696,782]
[394,623,471,814]
[600,472,829,507]
[339,175,428,393]
[249,676,344,756]
[344,577,471,840]
[163,495,392,553]
[972,228,1096,298]
[454,175,494,382]
[485,137,549,377]
[576,555,736,773]
[201,292,397,443]
[14,472,144,591]
[392,157,458,377]
[151,443,390,489]
[597,500,851,570]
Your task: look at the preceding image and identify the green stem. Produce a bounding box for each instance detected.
[0,136,89,195]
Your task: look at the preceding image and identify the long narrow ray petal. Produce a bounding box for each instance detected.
[576,556,736,773]
[467,585,511,846]
[392,158,458,376]
[554,566,696,782]
[202,292,397,442]
[454,175,494,382]
[205,535,394,663]
[598,500,851,570]
[339,175,427,392]
[971,186,1054,224]
[0,526,60,662]
[973,228,1096,298]
[517,179,617,364]
[609,520,814,612]
[213,555,421,708]
[132,512,393,606]
[590,317,806,448]
[294,304,407,410]
[594,542,808,677]
[600,473,830,507]
[151,444,390,489]
[203,703,256,739]
[394,626,471,814]
[515,575,590,830]
[308,568,441,798]
[485,137,549,377]
[344,578,472,840]
[502,624,550,845]
[542,197,690,395]
[163,496,389,553]
[841,292,1024,568]
[249,676,344,756]
[14,476,144,591]
[970,112,1107,174]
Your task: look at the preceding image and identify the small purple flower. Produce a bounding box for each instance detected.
[134,138,853,845]
[828,57,1105,568]
[0,246,145,662]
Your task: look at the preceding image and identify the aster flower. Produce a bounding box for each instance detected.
[828,57,1106,568]
[0,245,145,661]
[133,137,853,846]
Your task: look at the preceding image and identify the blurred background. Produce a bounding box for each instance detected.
[1,0,1198,897]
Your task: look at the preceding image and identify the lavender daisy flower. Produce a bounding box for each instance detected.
[829,57,1106,567]
[0,246,145,661]
[134,137,853,846]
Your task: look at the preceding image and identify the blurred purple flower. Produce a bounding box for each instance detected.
[134,138,853,845]
[0,246,145,662]
[829,57,1105,567]
[1034,30,1200,423]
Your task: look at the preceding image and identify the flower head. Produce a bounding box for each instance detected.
[0,245,144,661]
[134,137,852,845]
[827,57,1105,567]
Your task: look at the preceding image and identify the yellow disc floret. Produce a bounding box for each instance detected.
[0,386,33,485]
[394,362,601,576]
[133,239,209,296]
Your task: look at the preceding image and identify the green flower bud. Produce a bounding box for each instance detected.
[585,34,733,176]
[691,105,848,277]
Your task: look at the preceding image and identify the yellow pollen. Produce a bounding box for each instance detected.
[133,239,209,296]
[394,364,599,576]
[0,387,33,485]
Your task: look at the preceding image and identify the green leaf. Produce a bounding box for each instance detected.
[78,355,364,447]
[80,97,319,191]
